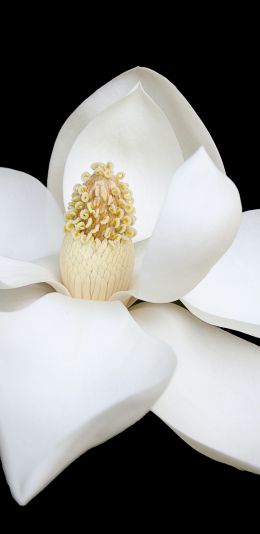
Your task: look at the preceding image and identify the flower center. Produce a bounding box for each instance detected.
[60,162,137,301]
[63,162,136,244]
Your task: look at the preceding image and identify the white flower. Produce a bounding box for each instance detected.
[0,66,259,505]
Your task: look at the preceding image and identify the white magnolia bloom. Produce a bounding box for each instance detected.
[0,66,259,506]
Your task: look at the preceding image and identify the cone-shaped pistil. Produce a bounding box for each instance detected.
[60,162,137,300]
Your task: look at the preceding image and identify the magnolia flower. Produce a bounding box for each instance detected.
[0,67,259,506]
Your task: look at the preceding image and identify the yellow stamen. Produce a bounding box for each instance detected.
[81,192,89,202]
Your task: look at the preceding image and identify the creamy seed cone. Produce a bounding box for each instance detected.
[60,162,136,300]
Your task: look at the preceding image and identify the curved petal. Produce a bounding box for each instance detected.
[0,256,70,296]
[63,84,183,241]
[33,253,62,281]
[182,210,260,337]
[0,293,175,505]
[48,66,224,212]
[0,168,63,261]
[131,302,260,475]
[112,149,241,303]
[0,284,53,311]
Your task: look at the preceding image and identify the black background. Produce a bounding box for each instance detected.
[0,15,259,525]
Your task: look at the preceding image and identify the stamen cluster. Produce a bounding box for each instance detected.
[64,162,136,245]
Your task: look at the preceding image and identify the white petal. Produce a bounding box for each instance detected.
[48,67,224,212]
[0,168,63,261]
[0,293,175,505]
[131,302,260,475]
[0,284,53,311]
[0,255,70,295]
[113,149,241,303]
[182,210,260,337]
[138,67,224,170]
[63,84,183,242]
[33,253,62,281]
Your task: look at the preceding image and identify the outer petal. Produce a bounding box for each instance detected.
[131,302,260,475]
[63,84,183,241]
[0,284,53,311]
[0,255,70,295]
[112,149,241,303]
[0,168,63,261]
[0,293,175,505]
[182,210,260,337]
[48,66,224,212]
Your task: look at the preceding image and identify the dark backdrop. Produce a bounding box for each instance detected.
[0,19,259,525]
